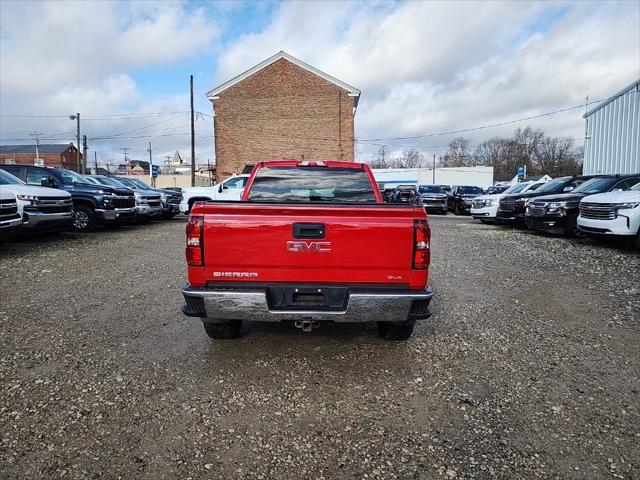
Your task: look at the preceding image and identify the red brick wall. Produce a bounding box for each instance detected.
[0,147,82,171]
[212,58,356,179]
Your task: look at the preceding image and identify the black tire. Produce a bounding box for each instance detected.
[454,204,461,216]
[634,231,640,250]
[376,321,415,341]
[72,205,96,232]
[203,320,242,339]
[566,214,581,238]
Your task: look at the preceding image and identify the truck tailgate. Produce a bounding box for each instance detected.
[198,203,421,286]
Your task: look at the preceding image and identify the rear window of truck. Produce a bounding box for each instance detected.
[247,166,377,203]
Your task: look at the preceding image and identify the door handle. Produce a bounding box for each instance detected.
[292,223,326,239]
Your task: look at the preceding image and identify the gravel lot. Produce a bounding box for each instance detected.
[1,216,638,479]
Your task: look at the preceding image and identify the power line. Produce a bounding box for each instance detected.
[0,111,189,119]
[357,100,608,142]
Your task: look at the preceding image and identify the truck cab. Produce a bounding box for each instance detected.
[179,174,250,214]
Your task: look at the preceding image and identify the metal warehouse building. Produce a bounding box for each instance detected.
[583,79,639,174]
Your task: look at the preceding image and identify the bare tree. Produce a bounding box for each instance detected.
[440,137,474,167]
[400,148,425,168]
[534,137,583,176]
[369,145,391,169]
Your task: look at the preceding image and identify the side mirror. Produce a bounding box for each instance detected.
[563,186,574,192]
[611,188,623,192]
[218,184,223,193]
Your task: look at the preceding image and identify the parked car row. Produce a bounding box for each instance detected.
[0,165,182,242]
[469,173,640,249]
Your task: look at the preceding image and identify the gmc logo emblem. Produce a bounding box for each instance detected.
[286,241,332,252]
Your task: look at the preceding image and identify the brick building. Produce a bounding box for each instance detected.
[0,143,82,171]
[207,51,361,179]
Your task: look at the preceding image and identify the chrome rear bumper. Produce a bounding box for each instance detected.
[182,284,433,323]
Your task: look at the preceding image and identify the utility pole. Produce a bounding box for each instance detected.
[29,132,42,162]
[94,151,98,173]
[147,141,154,187]
[432,154,436,185]
[121,147,130,175]
[69,113,80,172]
[190,74,196,187]
[82,135,88,173]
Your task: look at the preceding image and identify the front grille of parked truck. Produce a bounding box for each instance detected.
[26,197,73,214]
[112,196,135,208]
[579,203,617,220]
[0,198,19,219]
[500,200,516,211]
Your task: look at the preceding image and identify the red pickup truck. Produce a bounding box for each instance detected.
[181,160,433,340]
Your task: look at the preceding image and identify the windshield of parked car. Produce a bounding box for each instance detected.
[0,169,25,185]
[573,177,618,194]
[248,166,377,203]
[504,183,530,194]
[115,178,139,189]
[58,169,92,185]
[458,186,482,195]
[630,182,640,191]
[533,177,570,193]
[418,185,444,194]
[96,176,128,188]
[126,178,153,190]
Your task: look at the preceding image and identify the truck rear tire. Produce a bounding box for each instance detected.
[634,232,640,250]
[377,321,415,341]
[203,320,242,339]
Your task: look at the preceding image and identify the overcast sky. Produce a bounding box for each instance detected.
[1,0,638,166]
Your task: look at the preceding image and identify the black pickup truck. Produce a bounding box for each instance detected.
[525,174,640,236]
[497,175,596,224]
[448,185,483,215]
[0,165,136,232]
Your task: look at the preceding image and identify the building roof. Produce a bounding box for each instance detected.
[206,51,361,107]
[0,143,76,154]
[584,79,640,118]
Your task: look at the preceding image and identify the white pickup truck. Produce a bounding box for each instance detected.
[577,180,640,249]
[470,180,546,223]
[179,174,249,214]
[0,189,22,242]
[0,168,73,234]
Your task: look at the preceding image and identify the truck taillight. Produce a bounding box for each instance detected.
[412,219,431,269]
[186,215,204,266]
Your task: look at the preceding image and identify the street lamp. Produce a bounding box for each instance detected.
[69,113,80,172]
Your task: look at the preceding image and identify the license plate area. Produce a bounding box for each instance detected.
[267,286,348,311]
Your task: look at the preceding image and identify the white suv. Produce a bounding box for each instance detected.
[578,180,640,249]
[470,181,546,223]
[180,174,250,214]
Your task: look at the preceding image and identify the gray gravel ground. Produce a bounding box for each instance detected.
[1,216,639,479]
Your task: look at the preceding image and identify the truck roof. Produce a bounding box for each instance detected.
[254,160,365,170]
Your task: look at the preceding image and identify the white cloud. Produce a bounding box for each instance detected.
[214,0,640,159]
[1,0,638,165]
[0,0,218,93]
[0,0,218,164]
